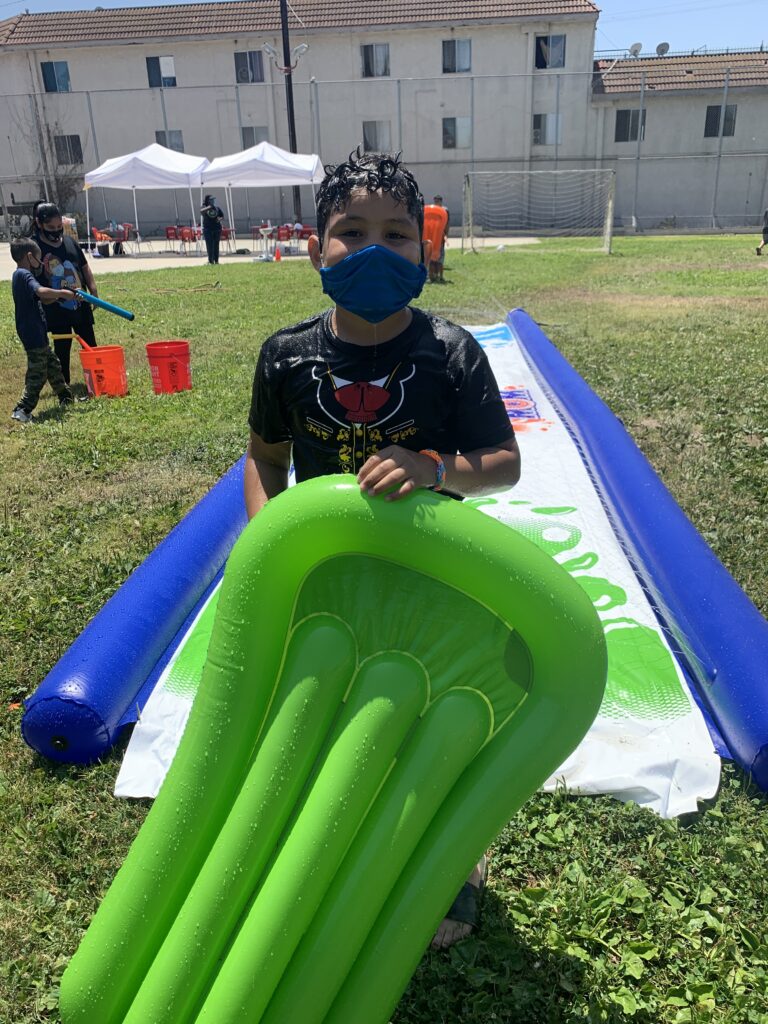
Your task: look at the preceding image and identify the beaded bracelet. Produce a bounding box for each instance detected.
[419,449,446,492]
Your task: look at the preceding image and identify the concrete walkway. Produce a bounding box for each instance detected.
[0,235,538,282]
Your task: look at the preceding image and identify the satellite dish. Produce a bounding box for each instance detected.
[629,42,643,57]
[656,42,670,56]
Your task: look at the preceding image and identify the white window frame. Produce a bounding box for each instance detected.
[147,55,177,88]
[443,39,471,74]
[614,108,646,143]
[41,61,71,93]
[53,134,83,165]
[155,129,184,152]
[234,51,265,84]
[535,34,566,69]
[241,125,269,148]
[361,43,390,78]
[532,113,562,146]
[362,120,392,151]
[442,116,472,150]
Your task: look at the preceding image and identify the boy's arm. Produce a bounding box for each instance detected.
[80,260,98,296]
[37,286,76,305]
[357,436,520,501]
[244,430,292,519]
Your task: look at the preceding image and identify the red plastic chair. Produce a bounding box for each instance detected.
[164,226,178,252]
[178,226,196,255]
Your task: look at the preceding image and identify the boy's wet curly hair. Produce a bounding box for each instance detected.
[315,148,424,249]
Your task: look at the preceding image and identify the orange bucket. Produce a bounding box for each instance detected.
[146,340,192,394]
[78,343,128,398]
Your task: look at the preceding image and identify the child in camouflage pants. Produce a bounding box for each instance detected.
[10,238,75,423]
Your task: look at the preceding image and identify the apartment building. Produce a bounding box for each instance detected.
[0,0,765,231]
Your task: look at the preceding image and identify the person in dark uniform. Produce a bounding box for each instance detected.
[31,201,98,385]
[200,195,224,264]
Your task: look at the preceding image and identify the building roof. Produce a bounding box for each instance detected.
[0,0,598,48]
[593,51,768,95]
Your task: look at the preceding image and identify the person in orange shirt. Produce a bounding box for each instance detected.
[422,195,449,283]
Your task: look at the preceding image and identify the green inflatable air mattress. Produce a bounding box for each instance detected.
[60,476,606,1024]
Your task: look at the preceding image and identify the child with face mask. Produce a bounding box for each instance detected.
[32,201,99,386]
[9,238,76,422]
[246,149,519,513]
[245,151,520,949]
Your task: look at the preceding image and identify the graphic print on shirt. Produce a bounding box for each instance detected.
[43,253,82,311]
[308,360,417,473]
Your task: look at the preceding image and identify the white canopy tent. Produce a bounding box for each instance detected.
[201,142,324,243]
[83,143,210,245]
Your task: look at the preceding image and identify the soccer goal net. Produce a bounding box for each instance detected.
[462,169,616,253]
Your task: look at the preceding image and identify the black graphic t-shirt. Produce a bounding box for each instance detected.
[249,308,514,482]
[31,232,94,333]
[201,205,224,234]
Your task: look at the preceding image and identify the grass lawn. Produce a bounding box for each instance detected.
[1,235,766,1023]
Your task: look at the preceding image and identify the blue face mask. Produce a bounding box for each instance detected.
[319,244,427,324]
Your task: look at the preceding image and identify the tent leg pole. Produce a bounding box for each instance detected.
[132,187,141,252]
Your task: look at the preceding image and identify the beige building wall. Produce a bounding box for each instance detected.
[1,12,765,232]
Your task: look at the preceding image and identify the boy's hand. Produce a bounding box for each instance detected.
[358,446,438,501]
[59,288,76,301]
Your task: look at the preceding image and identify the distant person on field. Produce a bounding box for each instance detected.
[9,238,75,423]
[200,194,224,264]
[422,195,450,283]
[756,210,768,256]
[32,201,99,385]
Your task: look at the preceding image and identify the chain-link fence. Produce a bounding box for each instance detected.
[2,69,767,237]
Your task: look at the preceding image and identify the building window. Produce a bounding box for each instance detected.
[704,103,737,138]
[53,134,83,165]
[234,51,264,84]
[443,39,471,73]
[41,61,71,93]
[361,43,390,77]
[614,108,646,143]
[532,113,562,146]
[362,120,391,151]
[442,117,471,150]
[147,56,176,88]
[241,125,269,148]
[535,34,566,69]
[155,129,184,152]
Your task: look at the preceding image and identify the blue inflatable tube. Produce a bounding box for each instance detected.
[509,309,768,787]
[22,458,248,764]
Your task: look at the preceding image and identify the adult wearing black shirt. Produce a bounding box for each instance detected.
[32,202,98,384]
[200,195,224,265]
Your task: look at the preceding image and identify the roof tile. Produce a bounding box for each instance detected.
[1,1,598,47]
[593,51,768,94]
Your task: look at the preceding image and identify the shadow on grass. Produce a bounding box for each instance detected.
[394,885,663,1024]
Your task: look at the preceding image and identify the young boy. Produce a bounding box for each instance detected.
[246,150,519,514]
[245,151,520,947]
[10,237,76,423]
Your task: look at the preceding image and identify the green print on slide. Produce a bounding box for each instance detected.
[161,499,692,720]
[466,500,692,722]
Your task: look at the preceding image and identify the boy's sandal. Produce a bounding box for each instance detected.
[444,854,488,927]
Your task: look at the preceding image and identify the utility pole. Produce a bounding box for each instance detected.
[279,0,302,222]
